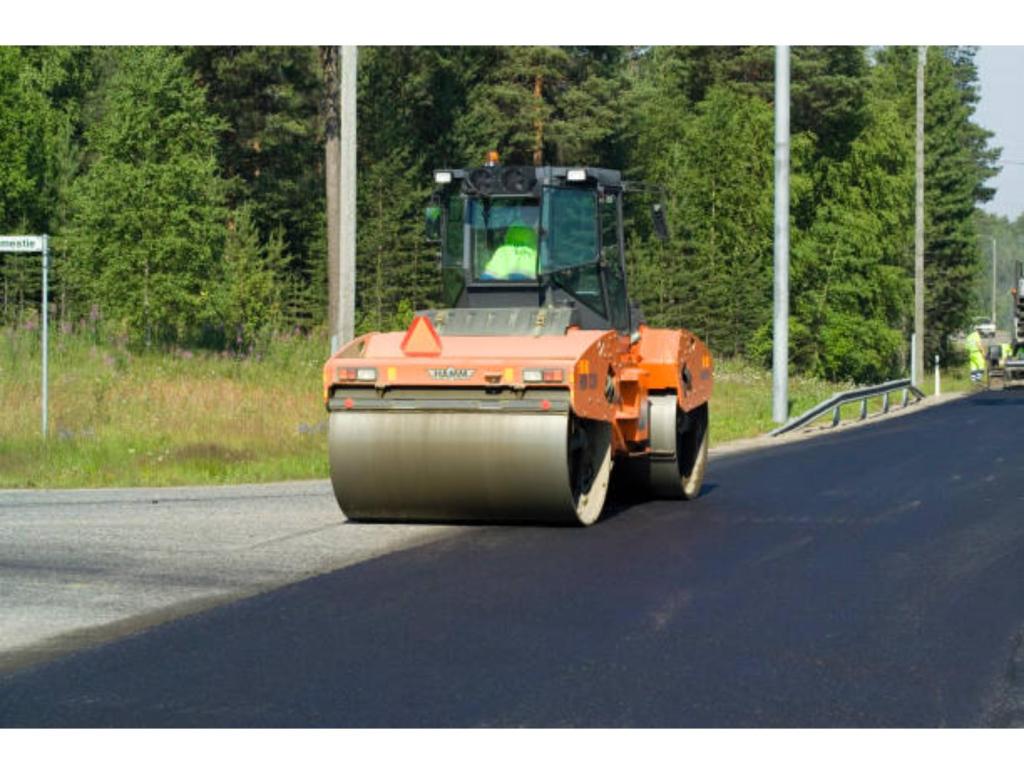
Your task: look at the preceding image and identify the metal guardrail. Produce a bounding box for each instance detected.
[769,378,926,437]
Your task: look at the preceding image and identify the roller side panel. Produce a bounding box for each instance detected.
[630,326,713,412]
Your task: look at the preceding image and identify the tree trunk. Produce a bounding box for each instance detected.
[533,73,544,166]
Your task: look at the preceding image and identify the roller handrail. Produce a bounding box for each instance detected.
[769,378,925,437]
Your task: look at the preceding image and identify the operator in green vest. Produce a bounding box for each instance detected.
[481,223,538,280]
[966,327,986,385]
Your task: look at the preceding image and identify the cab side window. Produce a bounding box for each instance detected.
[600,192,630,333]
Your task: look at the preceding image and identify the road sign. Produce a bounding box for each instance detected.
[0,235,44,253]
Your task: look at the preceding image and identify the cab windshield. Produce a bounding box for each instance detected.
[443,187,599,282]
[454,197,540,281]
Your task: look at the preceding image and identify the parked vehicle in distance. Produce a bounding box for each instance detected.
[973,316,996,338]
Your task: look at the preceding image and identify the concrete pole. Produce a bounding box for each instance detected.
[913,46,926,387]
[772,45,790,424]
[339,45,357,349]
[41,234,48,439]
[324,47,340,353]
[991,236,998,326]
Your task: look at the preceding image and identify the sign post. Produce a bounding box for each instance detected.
[42,235,49,438]
[0,235,49,438]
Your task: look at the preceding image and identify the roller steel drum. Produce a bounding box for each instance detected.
[618,395,709,500]
[328,409,612,525]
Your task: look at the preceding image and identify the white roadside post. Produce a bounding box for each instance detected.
[910,333,917,387]
[934,353,940,396]
[0,234,49,438]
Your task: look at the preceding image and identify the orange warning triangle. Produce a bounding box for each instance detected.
[400,315,442,356]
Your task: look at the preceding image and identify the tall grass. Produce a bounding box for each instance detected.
[709,357,853,443]
[0,326,329,488]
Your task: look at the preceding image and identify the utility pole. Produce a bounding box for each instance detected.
[339,46,357,349]
[41,235,49,439]
[324,47,341,350]
[913,45,926,386]
[772,45,790,425]
[991,236,998,326]
[324,45,357,353]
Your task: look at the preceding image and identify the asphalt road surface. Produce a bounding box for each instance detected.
[2,390,1024,727]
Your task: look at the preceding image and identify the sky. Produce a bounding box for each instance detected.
[975,46,1024,222]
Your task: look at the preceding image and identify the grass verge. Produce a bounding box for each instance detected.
[710,355,972,445]
[1,328,328,488]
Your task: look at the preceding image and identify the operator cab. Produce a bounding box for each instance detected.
[426,162,642,334]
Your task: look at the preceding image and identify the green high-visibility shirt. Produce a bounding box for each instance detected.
[966,331,985,370]
[483,225,538,279]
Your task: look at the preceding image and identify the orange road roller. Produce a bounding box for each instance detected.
[323,160,712,525]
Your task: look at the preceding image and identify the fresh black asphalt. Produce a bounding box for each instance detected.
[2,391,1024,727]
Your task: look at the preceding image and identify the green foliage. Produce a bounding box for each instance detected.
[920,48,1000,358]
[780,80,915,382]
[873,46,1000,360]
[184,46,322,282]
[0,48,42,229]
[355,148,435,334]
[0,325,328,488]
[628,84,775,357]
[64,47,226,347]
[217,205,287,353]
[454,46,628,166]
[0,45,1003,388]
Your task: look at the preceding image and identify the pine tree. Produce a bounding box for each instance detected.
[453,46,628,166]
[783,100,915,381]
[0,48,44,324]
[66,46,226,347]
[624,50,777,355]
[217,204,286,352]
[0,48,43,230]
[184,46,323,288]
[873,46,1000,360]
[627,84,775,355]
[351,47,497,330]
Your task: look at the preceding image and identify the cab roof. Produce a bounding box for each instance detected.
[433,165,623,197]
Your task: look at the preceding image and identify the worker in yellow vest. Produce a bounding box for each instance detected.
[966,327,985,385]
[482,224,538,280]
